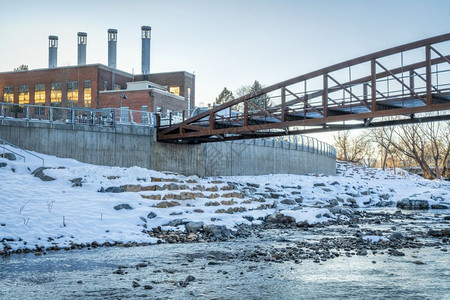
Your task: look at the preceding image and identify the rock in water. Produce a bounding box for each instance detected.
[396,199,429,210]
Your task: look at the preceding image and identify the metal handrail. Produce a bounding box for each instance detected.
[0,138,45,166]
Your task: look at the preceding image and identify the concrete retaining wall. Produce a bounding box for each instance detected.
[0,121,336,176]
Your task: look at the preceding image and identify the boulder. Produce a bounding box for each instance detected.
[166,219,188,227]
[31,167,56,182]
[396,199,429,210]
[114,204,133,210]
[266,212,296,224]
[70,177,83,187]
[203,224,231,240]
[431,204,449,209]
[280,199,296,205]
[0,152,16,161]
[105,186,125,193]
[147,212,157,219]
[0,162,7,168]
[185,221,204,233]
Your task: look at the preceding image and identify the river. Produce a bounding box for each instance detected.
[1,209,449,300]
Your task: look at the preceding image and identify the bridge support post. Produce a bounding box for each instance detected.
[281,87,286,122]
[426,44,432,105]
[409,70,415,96]
[244,100,248,126]
[322,74,328,117]
[371,59,377,111]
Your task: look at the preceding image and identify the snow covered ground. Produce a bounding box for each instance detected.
[0,147,449,253]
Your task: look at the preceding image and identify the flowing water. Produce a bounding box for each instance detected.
[1,210,449,300]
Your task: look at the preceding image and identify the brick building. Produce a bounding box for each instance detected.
[0,27,195,116]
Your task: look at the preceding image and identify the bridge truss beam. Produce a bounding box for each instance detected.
[158,34,450,143]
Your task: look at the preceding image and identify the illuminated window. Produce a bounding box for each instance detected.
[169,86,180,96]
[34,84,45,104]
[18,85,29,105]
[51,83,62,103]
[114,84,121,90]
[3,86,14,103]
[67,81,78,103]
[84,80,91,108]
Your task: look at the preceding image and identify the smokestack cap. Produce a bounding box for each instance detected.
[108,28,118,33]
[49,35,58,40]
[141,26,152,31]
[77,32,87,37]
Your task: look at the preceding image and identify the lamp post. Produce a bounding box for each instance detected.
[119,93,127,122]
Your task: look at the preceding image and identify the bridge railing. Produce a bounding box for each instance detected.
[232,135,336,158]
[157,33,450,143]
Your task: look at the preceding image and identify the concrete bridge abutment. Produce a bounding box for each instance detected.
[0,121,336,176]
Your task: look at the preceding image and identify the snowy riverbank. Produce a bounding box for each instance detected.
[1,148,449,254]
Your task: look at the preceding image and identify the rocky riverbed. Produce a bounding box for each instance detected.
[1,208,449,299]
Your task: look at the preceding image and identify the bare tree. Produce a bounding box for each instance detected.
[333,131,371,164]
[371,126,395,170]
[389,121,450,179]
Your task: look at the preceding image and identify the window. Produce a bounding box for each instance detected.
[84,80,91,108]
[3,86,13,103]
[67,81,78,104]
[114,84,121,90]
[18,85,29,105]
[34,84,45,105]
[156,106,162,113]
[51,83,62,103]
[103,81,108,91]
[169,86,180,96]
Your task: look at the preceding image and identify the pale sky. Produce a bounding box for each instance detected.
[1,0,449,143]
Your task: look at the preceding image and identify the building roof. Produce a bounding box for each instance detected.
[0,64,133,78]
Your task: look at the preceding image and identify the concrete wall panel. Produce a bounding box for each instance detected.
[0,122,336,176]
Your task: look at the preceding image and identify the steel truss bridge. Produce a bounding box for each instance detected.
[158,34,450,143]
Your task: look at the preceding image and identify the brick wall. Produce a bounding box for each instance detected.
[98,89,188,113]
[0,65,133,109]
[137,71,195,109]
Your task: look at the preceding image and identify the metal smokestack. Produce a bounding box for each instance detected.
[108,29,117,69]
[77,32,87,66]
[48,35,58,68]
[141,26,151,75]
